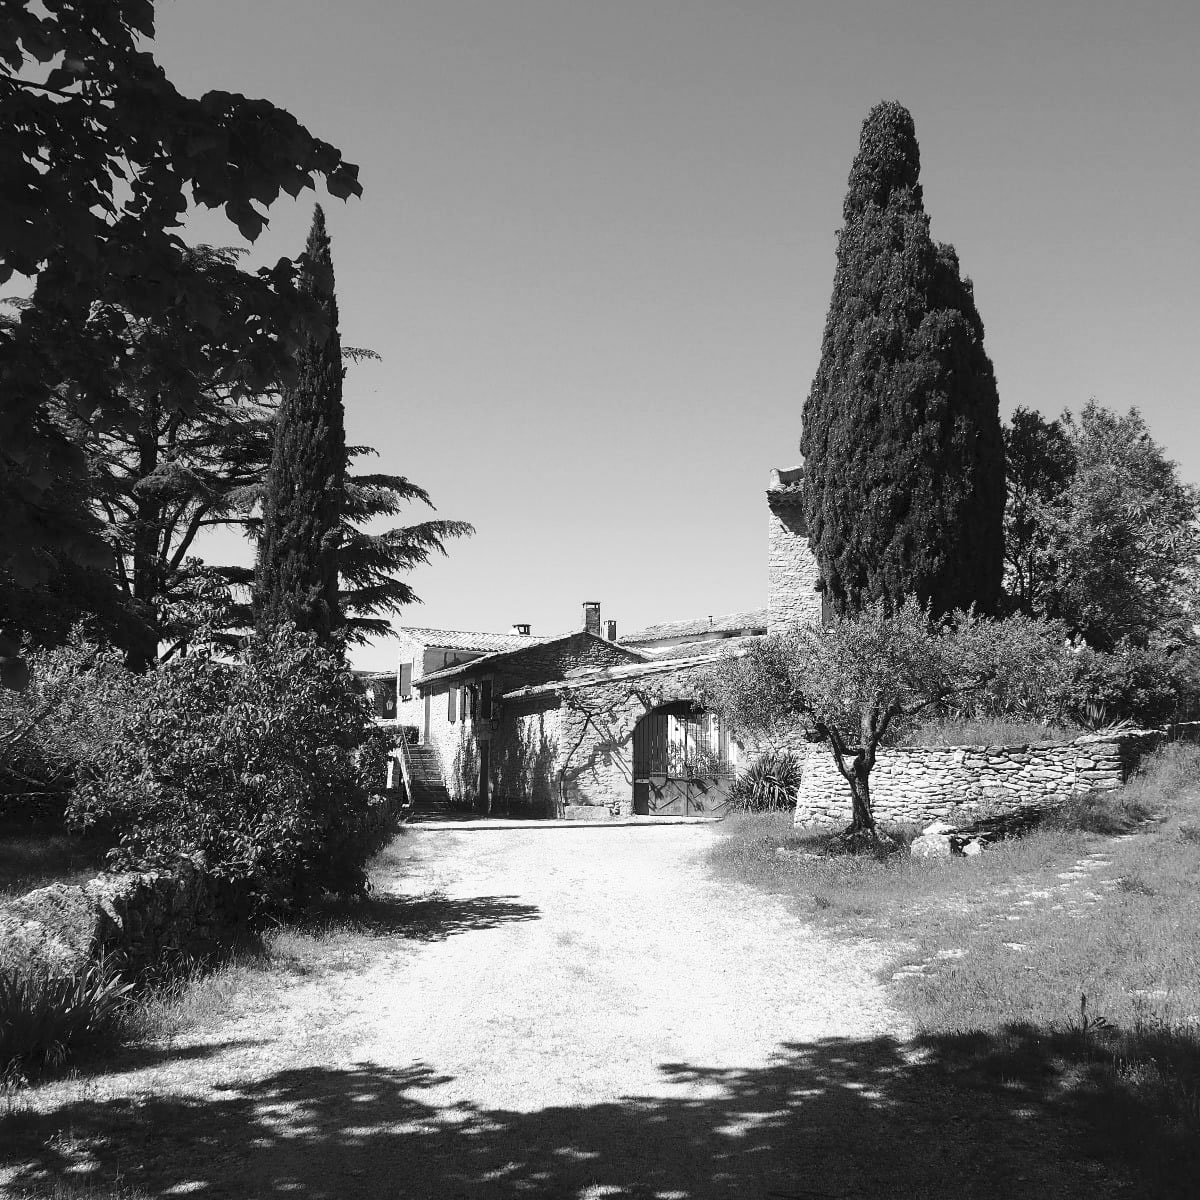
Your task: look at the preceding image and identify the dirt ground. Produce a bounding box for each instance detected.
[2,826,1124,1199]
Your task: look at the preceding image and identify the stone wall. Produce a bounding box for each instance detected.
[551,659,718,818]
[492,701,561,815]
[0,856,245,981]
[767,472,824,634]
[793,729,1174,830]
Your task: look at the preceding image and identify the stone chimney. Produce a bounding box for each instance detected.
[767,467,824,633]
[605,619,618,641]
[582,602,601,636]
[511,623,531,636]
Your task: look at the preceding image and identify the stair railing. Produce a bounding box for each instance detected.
[395,731,416,809]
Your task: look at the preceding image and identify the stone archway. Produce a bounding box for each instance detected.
[631,701,732,816]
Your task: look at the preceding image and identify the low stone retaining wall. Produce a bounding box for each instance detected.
[793,727,1184,831]
[0,856,245,981]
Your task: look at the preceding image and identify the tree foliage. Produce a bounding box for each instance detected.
[0,0,360,608]
[1002,406,1074,618]
[0,638,136,818]
[705,601,1068,840]
[253,206,346,643]
[1003,402,1200,650]
[68,626,393,912]
[800,101,1005,617]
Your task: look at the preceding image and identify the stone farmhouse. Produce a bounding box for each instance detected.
[372,468,823,819]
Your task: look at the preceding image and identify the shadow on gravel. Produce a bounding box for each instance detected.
[4,1027,1193,1199]
[295,892,542,942]
[69,1038,271,1082]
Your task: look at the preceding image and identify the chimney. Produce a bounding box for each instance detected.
[605,619,618,641]
[582,601,601,636]
[511,623,531,636]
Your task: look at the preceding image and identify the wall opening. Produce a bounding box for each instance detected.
[631,702,732,817]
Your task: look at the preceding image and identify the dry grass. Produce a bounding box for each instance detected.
[710,742,1200,1193]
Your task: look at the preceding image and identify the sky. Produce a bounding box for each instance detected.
[152,0,1200,671]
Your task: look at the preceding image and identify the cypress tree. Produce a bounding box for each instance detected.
[254,206,346,643]
[800,101,1005,617]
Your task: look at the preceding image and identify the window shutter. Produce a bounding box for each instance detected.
[447,686,456,723]
[399,663,413,700]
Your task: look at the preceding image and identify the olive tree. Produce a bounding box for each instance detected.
[705,601,1068,845]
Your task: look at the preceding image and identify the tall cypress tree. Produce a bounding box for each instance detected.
[254,206,346,643]
[800,101,1005,617]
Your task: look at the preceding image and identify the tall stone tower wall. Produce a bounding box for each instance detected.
[767,467,824,634]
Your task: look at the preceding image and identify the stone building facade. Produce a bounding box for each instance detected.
[767,466,825,633]
[386,468,824,818]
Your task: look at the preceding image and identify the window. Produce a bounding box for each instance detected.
[459,686,467,722]
[447,686,457,723]
[399,663,413,700]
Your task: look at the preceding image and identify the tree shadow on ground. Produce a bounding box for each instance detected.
[3,1025,1194,1199]
[295,892,541,942]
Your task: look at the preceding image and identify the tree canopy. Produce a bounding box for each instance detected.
[0,0,360,596]
[705,601,1067,842]
[800,101,1005,617]
[254,206,346,644]
[1002,402,1200,651]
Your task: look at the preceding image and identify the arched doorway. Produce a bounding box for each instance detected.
[631,702,732,816]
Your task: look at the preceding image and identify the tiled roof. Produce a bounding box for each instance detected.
[621,609,768,644]
[635,634,762,661]
[394,626,547,654]
[500,649,737,701]
[415,632,646,689]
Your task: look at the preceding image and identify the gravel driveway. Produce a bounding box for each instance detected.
[2,826,1114,1199]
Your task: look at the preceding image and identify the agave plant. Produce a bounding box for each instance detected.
[0,961,133,1079]
[728,751,804,813]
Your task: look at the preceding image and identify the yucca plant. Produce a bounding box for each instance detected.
[0,961,133,1079]
[728,751,804,813]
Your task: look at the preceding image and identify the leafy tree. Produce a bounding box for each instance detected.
[1002,406,1074,617]
[1002,402,1200,650]
[254,206,346,643]
[800,101,1005,617]
[1,0,360,656]
[40,241,470,661]
[705,601,1068,844]
[1052,404,1199,650]
[68,626,393,912]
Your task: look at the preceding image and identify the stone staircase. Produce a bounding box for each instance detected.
[403,743,453,816]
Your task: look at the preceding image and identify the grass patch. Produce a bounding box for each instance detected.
[710,741,1200,1192]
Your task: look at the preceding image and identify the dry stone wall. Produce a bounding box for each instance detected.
[793,729,1177,830]
[0,856,245,981]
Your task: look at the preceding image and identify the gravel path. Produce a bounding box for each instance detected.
[2,827,1117,1199]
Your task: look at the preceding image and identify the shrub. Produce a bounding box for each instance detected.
[69,626,394,914]
[0,640,137,823]
[1051,644,1200,729]
[728,751,803,813]
[0,961,132,1080]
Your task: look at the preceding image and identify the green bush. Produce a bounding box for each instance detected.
[69,627,394,914]
[0,961,133,1079]
[1052,644,1200,729]
[0,640,137,823]
[728,751,803,813]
